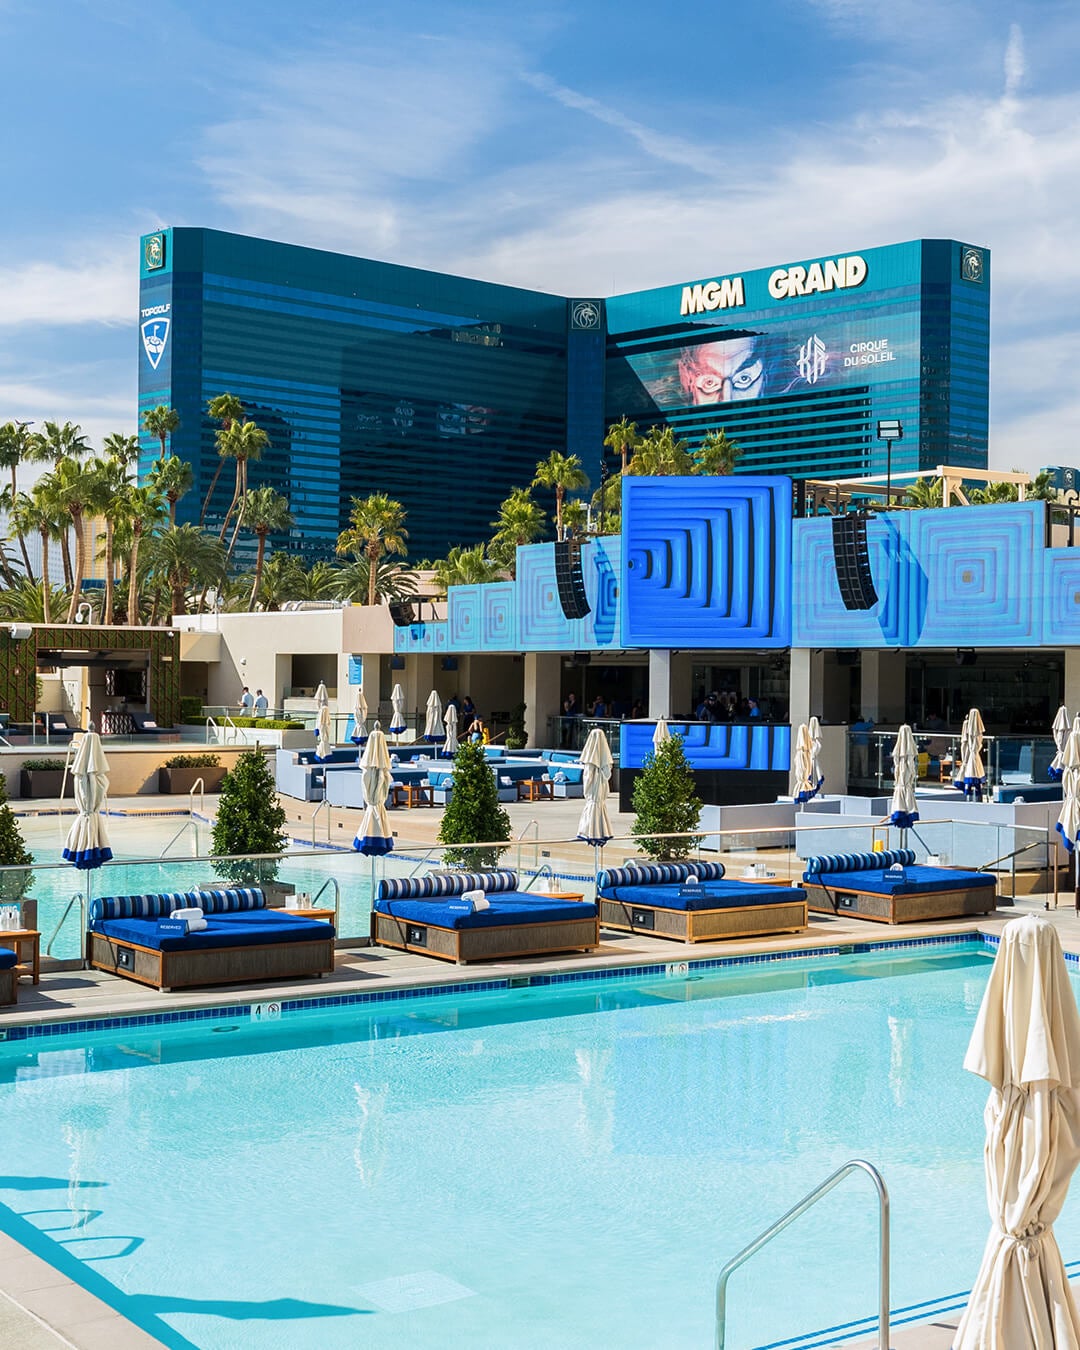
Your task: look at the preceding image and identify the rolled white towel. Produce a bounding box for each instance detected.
[170,907,207,932]
[462,888,490,911]
[684,872,699,886]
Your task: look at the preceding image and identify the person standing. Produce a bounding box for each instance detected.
[240,686,254,715]
[254,689,269,716]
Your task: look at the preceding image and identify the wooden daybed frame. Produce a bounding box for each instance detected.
[89,931,335,992]
[598,893,808,944]
[802,879,997,925]
[370,909,600,964]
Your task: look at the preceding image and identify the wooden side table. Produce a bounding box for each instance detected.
[392,783,432,808]
[0,929,40,984]
[517,779,554,802]
[287,908,336,922]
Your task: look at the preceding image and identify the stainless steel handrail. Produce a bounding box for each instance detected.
[715,1159,890,1350]
[46,890,87,960]
[309,876,340,929]
[160,778,205,858]
[309,798,330,845]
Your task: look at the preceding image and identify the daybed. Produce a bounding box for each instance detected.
[371,870,599,964]
[596,862,808,943]
[88,887,335,992]
[800,848,998,924]
[0,948,18,1006]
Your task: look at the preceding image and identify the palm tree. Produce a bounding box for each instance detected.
[603,416,641,474]
[489,488,545,574]
[693,429,742,476]
[101,432,139,471]
[297,559,340,600]
[531,451,589,540]
[0,421,34,575]
[215,420,269,554]
[432,544,502,592]
[336,494,408,607]
[241,486,294,609]
[27,421,91,466]
[200,393,245,525]
[124,486,168,625]
[48,456,110,622]
[148,455,194,527]
[141,406,180,463]
[628,426,694,477]
[146,525,227,618]
[334,557,417,606]
[95,457,132,625]
[0,577,68,624]
[11,487,64,621]
[903,477,944,509]
[561,499,589,540]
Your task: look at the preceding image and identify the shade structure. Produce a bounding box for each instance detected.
[443,703,459,756]
[62,731,113,869]
[955,707,986,799]
[652,719,670,751]
[954,914,1080,1349]
[352,725,393,857]
[313,682,332,762]
[350,687,369,745]
[423,689,443,742]
[791,723,815,804]
[807,715,824,797]
[888,724,919,830]
[388,684,407,737]
[576,727,614,846]
[1056,728,1080,854]
[1049,705,1071,781]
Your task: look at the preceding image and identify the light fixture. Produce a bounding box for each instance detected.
[8,625,31,640]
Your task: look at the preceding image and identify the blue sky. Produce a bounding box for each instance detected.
[2,0,1079,475]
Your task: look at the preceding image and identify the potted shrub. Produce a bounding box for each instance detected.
[631,734,702,861]
[158,753,226,795]
[0,775,33,912]
[437,739,511,870]
[210,750,292,901]
[504,702,528,751]
[19,758,67,800]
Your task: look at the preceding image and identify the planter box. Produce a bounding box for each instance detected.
[158,766,228,795]
[20,769,65,799]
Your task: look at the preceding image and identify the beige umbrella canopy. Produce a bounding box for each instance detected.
[792,723,815,803]
[955,914,1080,1348]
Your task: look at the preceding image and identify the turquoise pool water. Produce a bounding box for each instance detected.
[0,942,1065,1349]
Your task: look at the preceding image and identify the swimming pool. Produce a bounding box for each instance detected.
[0,938,1064,1349]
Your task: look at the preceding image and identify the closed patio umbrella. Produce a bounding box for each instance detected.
[1056,728,1080,906]
[313,681,332,762]
[955,914,1080,1349]
[888,724,919,832]
[1049,705,1071,781]
[955,707,986,800]
[443,702,459,757]
[350,686,369,746]
[388,684,407,740]
[791,723,815,804]
[353,724,393,858]
[423,689,443,743]
[808,715,824,797]
[652,719,670,752]
[62,729,113,870]
[577,727,614,848]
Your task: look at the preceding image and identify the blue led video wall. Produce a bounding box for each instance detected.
[621,721,791,772]
[394,537,622,653]
[622,476,792,648]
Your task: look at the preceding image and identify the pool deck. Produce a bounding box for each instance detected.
[5,790,1077,1349]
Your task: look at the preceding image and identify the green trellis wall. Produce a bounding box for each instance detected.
[0,627,181,725]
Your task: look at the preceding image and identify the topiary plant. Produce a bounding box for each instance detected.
[504,702,528,751]
[210,750,288,884]
[631,733,702,861]
[437,739,511,870]
[0,774,33,902]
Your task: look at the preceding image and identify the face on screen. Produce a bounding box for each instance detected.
[679,337,765,404]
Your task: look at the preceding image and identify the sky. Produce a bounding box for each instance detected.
[2,0,1080,476]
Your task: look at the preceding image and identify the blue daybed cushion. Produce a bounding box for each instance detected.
[807,866,994,896]
[600,881,804,911]
[0,947,16,970]
[92,910,333,952]
[597,862,727,890]
[373,895,597,929]
[803,849,915,876]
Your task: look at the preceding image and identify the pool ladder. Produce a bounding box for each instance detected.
[715,1159,890,1350]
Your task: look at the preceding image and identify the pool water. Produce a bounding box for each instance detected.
[0,943,1064,1349]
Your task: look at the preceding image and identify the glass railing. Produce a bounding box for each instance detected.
[849,730,1059,793]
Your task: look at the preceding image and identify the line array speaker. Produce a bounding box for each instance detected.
[388,603,416,627]
[831,514,879,611]
[553,540,591,620]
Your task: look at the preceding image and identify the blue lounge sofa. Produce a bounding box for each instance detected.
[0,947,17,1006]
[800,848,998,923]
[371,870,599,964]
[596,862,808,943]
[275,747,360,801]
[88,887,335,991]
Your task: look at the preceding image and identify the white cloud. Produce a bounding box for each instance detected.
[1004,23,1025,96]
[0,249,136,328]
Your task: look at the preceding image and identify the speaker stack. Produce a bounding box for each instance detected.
[831,514,879,611]
[553,540,591,620]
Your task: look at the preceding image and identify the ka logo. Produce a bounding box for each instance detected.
[797,333,828,385]
[141,317,170,370]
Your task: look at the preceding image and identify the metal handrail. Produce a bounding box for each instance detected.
[715,1159,890,1350]
[160,778,206,858]
[310,798,330,845]
[515,818,539,875]
[205,716,218,745]
[189,777,205,819]
[46,890,86,960]
[308,876,340,929]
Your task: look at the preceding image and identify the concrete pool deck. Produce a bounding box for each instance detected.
[3,791,1077,1348]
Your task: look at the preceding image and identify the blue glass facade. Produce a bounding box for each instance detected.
[137,233,987,558]
[604,239,989,480]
